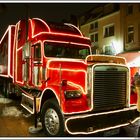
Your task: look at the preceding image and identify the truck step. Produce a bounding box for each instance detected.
[21,93,34,114]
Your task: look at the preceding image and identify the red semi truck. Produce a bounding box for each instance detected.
[0,18,140,136]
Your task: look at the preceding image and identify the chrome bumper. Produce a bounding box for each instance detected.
[65,106,140,135]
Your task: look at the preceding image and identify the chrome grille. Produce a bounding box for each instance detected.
[93,66,127,111]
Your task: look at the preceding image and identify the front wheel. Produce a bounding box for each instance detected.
[41,99,65,136]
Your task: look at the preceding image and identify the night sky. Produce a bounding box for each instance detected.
[0,3,97,38]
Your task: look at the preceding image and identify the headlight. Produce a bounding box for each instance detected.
[64,90,82,99]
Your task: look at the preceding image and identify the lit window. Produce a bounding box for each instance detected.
[104,24,114,38]
[90,32,98,42]
[127,25,134,43]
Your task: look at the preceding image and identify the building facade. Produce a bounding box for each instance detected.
[121,4,140,51]
[79,3,140,55]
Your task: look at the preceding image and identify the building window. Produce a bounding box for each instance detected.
[103,24,114,38]
[90,32,98,42]
[90,22,98,30]
[103,45,116,55]
[127,25,134,43]
[127,4,133,15]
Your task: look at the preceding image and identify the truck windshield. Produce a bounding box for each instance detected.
[44,42,90,59]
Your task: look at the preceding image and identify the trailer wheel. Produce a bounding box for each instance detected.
[41,99,65,136]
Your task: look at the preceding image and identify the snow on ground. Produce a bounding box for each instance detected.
[2,106,22,117]
[0,97,12,104]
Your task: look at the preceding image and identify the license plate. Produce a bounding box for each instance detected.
[103,128,120,136]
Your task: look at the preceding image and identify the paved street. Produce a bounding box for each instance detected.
[0,93,140,137]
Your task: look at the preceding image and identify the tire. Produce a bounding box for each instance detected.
[41,98,65,136]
